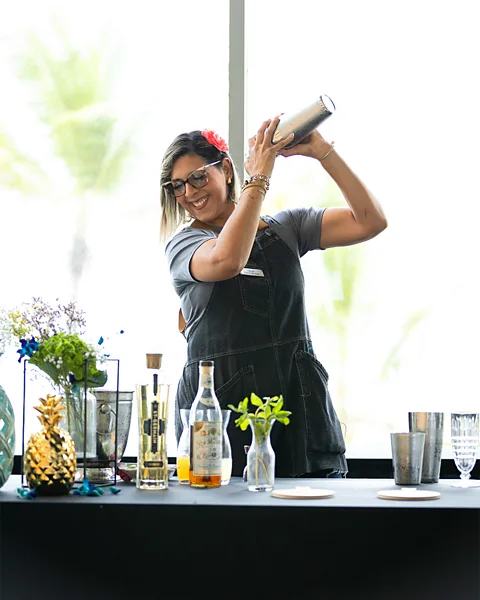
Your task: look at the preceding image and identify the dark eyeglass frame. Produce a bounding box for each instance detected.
[162,160,222,197]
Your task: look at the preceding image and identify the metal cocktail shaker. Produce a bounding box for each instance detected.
[408,412,444,483]
[271,94,336,149]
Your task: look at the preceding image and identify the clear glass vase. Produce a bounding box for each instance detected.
[177,408,190,485]
[62,385,97,460]
[221,409,232,485]
[247,417,276,492]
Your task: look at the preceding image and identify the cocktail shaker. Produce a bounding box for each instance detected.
[272,94,335,149]
[408,412,444,483]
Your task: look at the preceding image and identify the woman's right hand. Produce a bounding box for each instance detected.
[244,116,294,177]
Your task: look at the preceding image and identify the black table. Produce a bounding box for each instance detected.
[1,476,479,599]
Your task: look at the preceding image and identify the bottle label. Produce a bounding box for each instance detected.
[191,422,222,476]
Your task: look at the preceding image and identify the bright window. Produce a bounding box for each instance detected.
[246,0,480,457]
[0,0,229,458]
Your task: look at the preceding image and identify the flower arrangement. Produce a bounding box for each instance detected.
[5,297,108,394]
[201,129,229,152]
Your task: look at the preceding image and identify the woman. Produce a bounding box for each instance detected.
[160,117,387,478]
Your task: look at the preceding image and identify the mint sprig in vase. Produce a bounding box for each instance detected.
[228,393,291,492]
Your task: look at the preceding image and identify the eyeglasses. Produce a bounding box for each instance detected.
[162,160,222,197]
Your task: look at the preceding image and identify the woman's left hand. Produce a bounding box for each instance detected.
[276,130,332,161]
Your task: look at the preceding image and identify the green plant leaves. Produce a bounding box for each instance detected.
[228,393,291,428]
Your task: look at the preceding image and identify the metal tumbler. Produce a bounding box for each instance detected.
[391,432,426,485]
[271,94,336,149]
[408,412,444,483]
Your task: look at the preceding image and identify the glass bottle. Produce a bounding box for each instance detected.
[176,408,190,484]
[189,360,222,488]
[136,353,170,490]
[221,409,232,485]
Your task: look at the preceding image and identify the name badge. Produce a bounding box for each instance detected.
[240,267,265,277]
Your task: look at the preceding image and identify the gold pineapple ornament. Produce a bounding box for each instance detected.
[25,394,77,495]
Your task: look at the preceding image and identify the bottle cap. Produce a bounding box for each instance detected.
[199,360,214,367]
[146,353,163,369]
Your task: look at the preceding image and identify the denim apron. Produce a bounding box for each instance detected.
[175,217,347,477]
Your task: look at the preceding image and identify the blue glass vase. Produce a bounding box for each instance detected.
[0,384,15,488]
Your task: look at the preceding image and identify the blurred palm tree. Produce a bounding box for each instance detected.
[0,19,136,298]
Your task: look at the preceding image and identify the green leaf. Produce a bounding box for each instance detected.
[250,393,263,407]
[272,397,284,413]
[276,410,292,419]
[88,369,107,388]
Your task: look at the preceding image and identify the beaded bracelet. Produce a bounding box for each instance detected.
[319,141,335,161]
[242,173,270,192]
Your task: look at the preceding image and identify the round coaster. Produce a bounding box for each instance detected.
[377,488,441,501]
[272,486,335,499]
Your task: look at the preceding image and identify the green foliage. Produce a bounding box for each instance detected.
[28,332,106,388]
[228,393,292,431]
[15,29,133,195]
[0,130,47,193]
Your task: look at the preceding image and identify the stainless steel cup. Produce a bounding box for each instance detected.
[408,412,444,483]
[390,432,426,485]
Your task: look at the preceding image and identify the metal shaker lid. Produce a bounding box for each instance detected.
[146,353,163,369]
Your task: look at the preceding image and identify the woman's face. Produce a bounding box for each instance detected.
[170,153,233,225]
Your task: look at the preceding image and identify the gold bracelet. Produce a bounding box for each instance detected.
[319,141,335,161]
[241,182,267,197]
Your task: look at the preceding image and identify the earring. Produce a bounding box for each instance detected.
[227,178,232,184]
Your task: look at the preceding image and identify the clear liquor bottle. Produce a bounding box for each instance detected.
[189,360,223,488]
[136,353,170,490]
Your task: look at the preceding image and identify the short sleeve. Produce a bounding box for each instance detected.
[165,227,216,285]
[269,207,326,257]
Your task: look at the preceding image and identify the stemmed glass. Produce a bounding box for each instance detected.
[450,412,480,488]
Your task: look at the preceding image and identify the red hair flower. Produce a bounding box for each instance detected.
[201,129,229,152]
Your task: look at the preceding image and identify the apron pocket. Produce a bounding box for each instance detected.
[215,364,258,409]
[295,350,346,454]
[237,267,270,317]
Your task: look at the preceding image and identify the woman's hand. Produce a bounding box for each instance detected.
[276,129,332,161]
[244,116,294,177]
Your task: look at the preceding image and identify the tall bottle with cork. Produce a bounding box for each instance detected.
[189,360,223,488]
[136,353,170,490]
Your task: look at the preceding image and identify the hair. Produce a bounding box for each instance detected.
[159,130,240,242]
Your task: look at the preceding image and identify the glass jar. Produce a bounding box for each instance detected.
[221,409,232,485]
[177,408,190,484]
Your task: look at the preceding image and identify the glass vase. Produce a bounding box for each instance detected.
[246,417,276,492]
[61,385,97,460]
[221,409,232,485]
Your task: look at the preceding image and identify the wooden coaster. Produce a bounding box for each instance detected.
[272,486,335,499]
[377,488,441,501]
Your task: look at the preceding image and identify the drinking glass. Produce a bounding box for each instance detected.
[176,409,190,485]
[450,412,480,488]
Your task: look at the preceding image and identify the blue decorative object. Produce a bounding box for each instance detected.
[0,384,15,489]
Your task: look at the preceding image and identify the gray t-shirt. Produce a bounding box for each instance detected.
[165,207,326,338]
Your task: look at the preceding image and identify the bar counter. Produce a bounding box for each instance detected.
[1,476,479,599]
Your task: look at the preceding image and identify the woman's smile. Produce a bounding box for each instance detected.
[190,194,209,210]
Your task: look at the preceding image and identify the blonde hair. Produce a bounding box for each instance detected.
[159,130,240,243]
